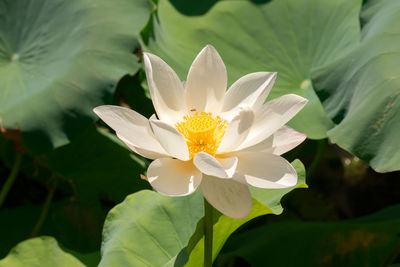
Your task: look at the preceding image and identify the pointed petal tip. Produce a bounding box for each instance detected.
[204,44,215,50]
[142,52,160,68]
[92,105,113,116]
[285,94,309,107]
[142,51,153,59]
[199,44,220,57]
[142,52,151,66]
[92,106,100,114]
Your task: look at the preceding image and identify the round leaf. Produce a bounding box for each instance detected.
[0,0,151,152]
[100,190,204,267]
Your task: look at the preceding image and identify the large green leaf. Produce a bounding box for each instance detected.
[99,190,204,267]
[99,160,306,266]
[142,0,363,139]
[312,0,400,172]
[216,204,400,267]
[0,237,84,267]
[0,0,151,153]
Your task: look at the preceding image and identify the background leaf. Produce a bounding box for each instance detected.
[0,0,151,153]
[216,203,400,267]
[0,236,85,267]
[312,0,400,172]
[142,0,363,139]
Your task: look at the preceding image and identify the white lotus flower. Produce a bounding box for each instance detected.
[94,45,308,219]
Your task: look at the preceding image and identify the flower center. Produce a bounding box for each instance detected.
[175,112,228,159]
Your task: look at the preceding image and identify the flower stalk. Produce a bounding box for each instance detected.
[204,198,213,267]
[31,174,58,237]
[0,153,22,208]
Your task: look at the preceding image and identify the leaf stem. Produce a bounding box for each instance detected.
[30,175,58,237]
[0,153,22,208]
[204,198,213,267]
[306,139,328,181]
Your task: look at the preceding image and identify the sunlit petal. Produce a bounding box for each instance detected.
[236,152,297,188]
[200,175,252,219]
[143,53,186,124]
[186,45,227,114]
[222,72,277,120]
[193,152,237,178]
[239,94,308,150]
[147,158,202,196]
[93,105,168,159]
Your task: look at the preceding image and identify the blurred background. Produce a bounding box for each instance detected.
[0,0,399,266]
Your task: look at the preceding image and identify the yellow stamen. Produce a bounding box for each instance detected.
[175,112,228,159]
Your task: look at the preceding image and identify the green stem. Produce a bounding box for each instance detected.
[0,154,22,208]
[306,139,328,181]
[204,198,213,267]
[30,176,58,237]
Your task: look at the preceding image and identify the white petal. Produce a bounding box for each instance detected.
[147,158,202,196]
[236,152,297,188]
[217,105,254,153]
[239,94,308,150]
[240,126,306,155]
[193,152,238,178]
[186,45,227,114]
[149,119,189,161]
[200,175,252,219]
[117,134,166,160]
[222,72,277,119]
[143,53,186,124]
[93,106,168,159]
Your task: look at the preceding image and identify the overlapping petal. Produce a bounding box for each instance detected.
[238,94,308,150]
[218,105,254,153]
[221,72,277,120]
[143,53,186,124]
[200,175,252,219]
[240,126,306,155]
[147,158,202,196]
[186,45,227,114]
[193,152,238,178]
[236,152,297,188]
[117,134,167,160]
[149,118,189,161]
[93,106,168,158]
